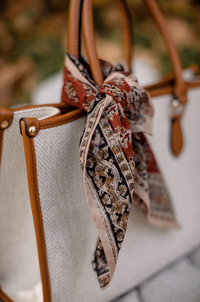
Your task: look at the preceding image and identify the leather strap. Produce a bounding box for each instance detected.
[67,0,84,59]
[0,109,13,130]
[68,0,200,98]
[143,0,187,105]
[146,66,200,97]
[67,0,200,155]
[68,0,132,86]
[81,0,186,103]
[20,120,52,302]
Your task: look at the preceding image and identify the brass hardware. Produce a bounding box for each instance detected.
[29,126,37,135]
[1,120,9,128]
[172,99,180,108]
[171,99,183,119]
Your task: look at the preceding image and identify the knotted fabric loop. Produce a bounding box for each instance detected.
[62,53,177,289]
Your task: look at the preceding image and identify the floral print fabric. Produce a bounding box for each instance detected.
[62,54,177,289]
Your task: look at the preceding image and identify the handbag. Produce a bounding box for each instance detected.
[0,0,200,301]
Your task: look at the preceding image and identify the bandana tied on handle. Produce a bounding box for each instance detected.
[62,54,177,289]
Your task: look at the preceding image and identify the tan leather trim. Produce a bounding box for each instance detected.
[146,78,200,98]
[0,289,14,302]
[22,78,199,132]
[0,108,13,130]
[185,79,200,90]
[13,102,75,115]
[115,0,132,71]
[20,120,51,302]
[0,130,4,167]
[0,131,14,302]
[39,108,85,129]
[67,0,83,58]
[171,115,183,156]
[82,0,103,86]
[146,65,199,92]
[20,118,40,138]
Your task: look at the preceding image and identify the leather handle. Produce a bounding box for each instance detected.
[67,1,200,97]
[67,0,132,86]
[80,0,189,156]
[67,0,84,59]
[82,0,132,86]
[142,0,186,105]
[82,0,186,105]
[116,0,132,72]
[67,0,200,156]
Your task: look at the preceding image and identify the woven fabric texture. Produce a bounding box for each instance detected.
[0,106,59,302]
[33,86,200,302]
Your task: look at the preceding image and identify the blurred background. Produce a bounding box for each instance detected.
[0,0,200,107]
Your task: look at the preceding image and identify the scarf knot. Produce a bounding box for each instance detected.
[62,54,177,290]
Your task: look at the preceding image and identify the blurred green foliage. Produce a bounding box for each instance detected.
[0,0,199,106]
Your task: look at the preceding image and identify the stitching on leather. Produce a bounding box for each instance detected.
[30,138,51,302]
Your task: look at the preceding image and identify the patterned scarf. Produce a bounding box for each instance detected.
[62,54,177,289]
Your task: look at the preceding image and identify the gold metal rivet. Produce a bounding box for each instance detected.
[29,126,37,135]
[1,120,9,128]
[172,99,180,108]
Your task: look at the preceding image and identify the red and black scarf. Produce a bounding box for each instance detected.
[62,53,177,289]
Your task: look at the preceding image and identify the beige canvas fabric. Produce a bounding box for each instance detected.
[32,86,200,301]
[1,83,200,302]
[0,107,59,302]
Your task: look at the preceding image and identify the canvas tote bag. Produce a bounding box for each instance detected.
[1,0,200,301]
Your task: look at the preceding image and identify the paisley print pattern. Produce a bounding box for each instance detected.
[62,54,178,289]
